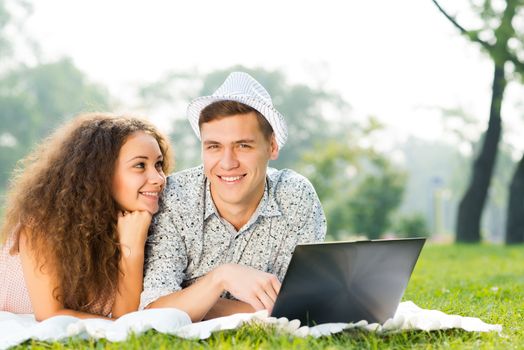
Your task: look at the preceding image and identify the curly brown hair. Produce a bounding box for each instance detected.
[0,113,172,314]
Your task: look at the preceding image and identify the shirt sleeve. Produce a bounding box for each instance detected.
[139,197,187,310]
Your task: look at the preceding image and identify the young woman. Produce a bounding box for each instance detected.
[0,113,171,320]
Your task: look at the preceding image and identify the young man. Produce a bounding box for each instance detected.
[140,72,326,321]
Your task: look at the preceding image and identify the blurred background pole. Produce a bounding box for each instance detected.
[431,176,444,238]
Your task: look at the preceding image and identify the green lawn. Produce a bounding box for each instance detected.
[14,244,524,349]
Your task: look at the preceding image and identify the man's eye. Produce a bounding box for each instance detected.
[207,145,219,150]
[239,144,251,148]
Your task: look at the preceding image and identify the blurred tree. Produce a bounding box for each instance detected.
[300,119,406,239]
[394,213,430,238]
[432,0,524,243]
[300,139,359,238]
[506,154,524,243]
[433,107,515,241]
[0,59,110,188]
[138,66,351,170]
[348,157,406,239]
[1,1,109,190]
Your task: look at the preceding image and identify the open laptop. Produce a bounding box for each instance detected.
[271,238,425,325]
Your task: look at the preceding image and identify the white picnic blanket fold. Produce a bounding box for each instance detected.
[0,301,502,349]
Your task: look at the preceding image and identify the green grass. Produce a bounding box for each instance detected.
[13,244,524,349]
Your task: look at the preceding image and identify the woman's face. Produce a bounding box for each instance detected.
[112,131,166,214]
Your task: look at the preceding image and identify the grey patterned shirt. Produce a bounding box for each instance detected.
[140,165,326,309]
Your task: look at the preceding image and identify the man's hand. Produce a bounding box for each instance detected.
[214,264,281,313]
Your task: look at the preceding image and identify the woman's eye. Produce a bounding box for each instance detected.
[155,160,164,169]
[134,162,145,169]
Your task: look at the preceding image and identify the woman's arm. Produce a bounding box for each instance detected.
[19,231,109,321]
[20,210,151,321]
[111,210,151,318]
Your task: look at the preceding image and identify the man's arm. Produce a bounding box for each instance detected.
[147,263,279,321]
[203,298,255,320]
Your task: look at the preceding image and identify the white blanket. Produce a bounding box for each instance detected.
[0,301,502,349]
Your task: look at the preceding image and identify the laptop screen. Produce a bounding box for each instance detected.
[271,238,426,325]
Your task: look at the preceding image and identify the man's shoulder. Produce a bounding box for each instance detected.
[267,168,324,225]
[166,165,205,187]
[162,165,205,204]
[267,167,316,194]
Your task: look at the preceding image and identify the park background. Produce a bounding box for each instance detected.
[1,1,524,348]
[2,0,524,244]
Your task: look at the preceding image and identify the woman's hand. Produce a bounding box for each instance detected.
[116,210,152,258]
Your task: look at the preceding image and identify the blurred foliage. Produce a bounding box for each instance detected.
[394,213,430,238]
[0,1,111,190]
[299,120,406,240]
[0,55,110,189]
[299,139,359,239]
[348,158,406,239]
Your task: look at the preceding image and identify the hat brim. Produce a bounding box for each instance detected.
[186,95,288,149]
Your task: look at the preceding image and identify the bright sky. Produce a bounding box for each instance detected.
[24,0,524,156]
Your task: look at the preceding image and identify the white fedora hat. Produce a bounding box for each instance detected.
[186,72,288,148]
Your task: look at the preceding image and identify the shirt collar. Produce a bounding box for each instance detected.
[204,180,216,220]
[261,175,282,218]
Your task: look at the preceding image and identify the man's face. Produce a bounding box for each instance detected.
[201,112,279,214]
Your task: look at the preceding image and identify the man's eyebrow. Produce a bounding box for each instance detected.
[202,139,256,145]
[203,140,220,145]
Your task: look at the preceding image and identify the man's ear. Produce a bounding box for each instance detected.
[269,134,279,160]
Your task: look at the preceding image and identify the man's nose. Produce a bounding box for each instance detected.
[220,147,239,170]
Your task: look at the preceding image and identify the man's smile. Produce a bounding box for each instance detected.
[218,174,246,183]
